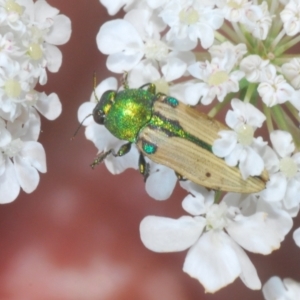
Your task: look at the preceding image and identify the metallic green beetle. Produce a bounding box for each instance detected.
[91,83,268,193]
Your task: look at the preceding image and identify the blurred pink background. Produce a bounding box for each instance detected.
[0,1,299,299]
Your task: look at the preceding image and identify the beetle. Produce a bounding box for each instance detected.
[90,82,269,193]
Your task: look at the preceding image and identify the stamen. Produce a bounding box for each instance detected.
[279,157,298,179]
[3,138,23,157]
[5,79,21,98]
[236,124,254,146]
[179,7,199,25]
[144,39,168,61]
[28,43,43,60]
[208,71,229,86]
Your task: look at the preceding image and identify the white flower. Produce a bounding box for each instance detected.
[0,0,27,32]
[0,62,31,121]
[261,130,300,210]
[263,277,300,300]
[209,41,247,65]
[97,19,154,73]
[212,99,266,179]
[128,52,194,88]
[0,63,61,122]
[216,0,251,22]
[281,58,300,89]
[186,48,244,105]
[240,55,270,83]
[258,64,295,107]
[281,0,300,36]
[0,114,46,203]
[140,183,292,293]
[0,0,70,203]
[242,2,272,40]
[22,0,71,84]
[128,59,193,99]
[159,0,224,49]
[0,32,23,69]
[97,12,195,74]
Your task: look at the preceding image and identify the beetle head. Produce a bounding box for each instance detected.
[93,90,116,125]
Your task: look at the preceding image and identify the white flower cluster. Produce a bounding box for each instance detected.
[0,0,71,203]
[78,0,300,295]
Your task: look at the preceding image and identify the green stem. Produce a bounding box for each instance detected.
[208,95,231,118]
[214,190,222,204]
[282,104,300,150]
[244,83,257,103]
[269,0,279,14]
[276,35,300,56]
[220,22,240,44]
[194,51,211,61]
[273,55,300,65]
[263,104,274,134]
[285,102,300,123]
[270,29,286,51]
[214,30,227,43]
[271,105,289,131]
[231,22,249,46]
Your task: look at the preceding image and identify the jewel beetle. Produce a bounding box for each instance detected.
[90,82,269,193]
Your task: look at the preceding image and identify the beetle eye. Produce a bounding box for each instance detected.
[93,110,105,125]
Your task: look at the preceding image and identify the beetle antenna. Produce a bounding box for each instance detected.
[122,71,129,90]
[93,72,99,102]
[71,113,92,140]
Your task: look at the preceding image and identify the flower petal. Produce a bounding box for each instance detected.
[260,173,287,202]
[145,163,177,200]
[35,92,62,120]
[183,230,242,293]
[284,178,300,209]
[19,141,47,173]
[263,276,300,299]
[229,236,261,290]
[227,200,292,254]
[14,155,40,193]
[140,215,205,252]
[105,145,139,174]
[34,0,59,21]
[97,19,144,72]
[239,146,264,179]
[44,44,62,73]
[212,130,237,157]
[293,227,300,247]
[270,130,295,158]
[77,102,95,126]
[45,15,72,45]
[0,159,20,203]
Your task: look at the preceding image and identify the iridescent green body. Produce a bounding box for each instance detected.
[103,89,155,142]
[92,84,268,193]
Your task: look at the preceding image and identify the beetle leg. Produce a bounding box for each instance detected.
[90,143,132,169]
[114,142,131,156]
[90,149,113,169]
[122,71,129,90]
[138,83,156,95]
[138,152,150,182]
[175,171,187,181]
[147,83,156,94]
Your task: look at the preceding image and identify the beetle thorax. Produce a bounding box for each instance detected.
[105,89,154,142]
